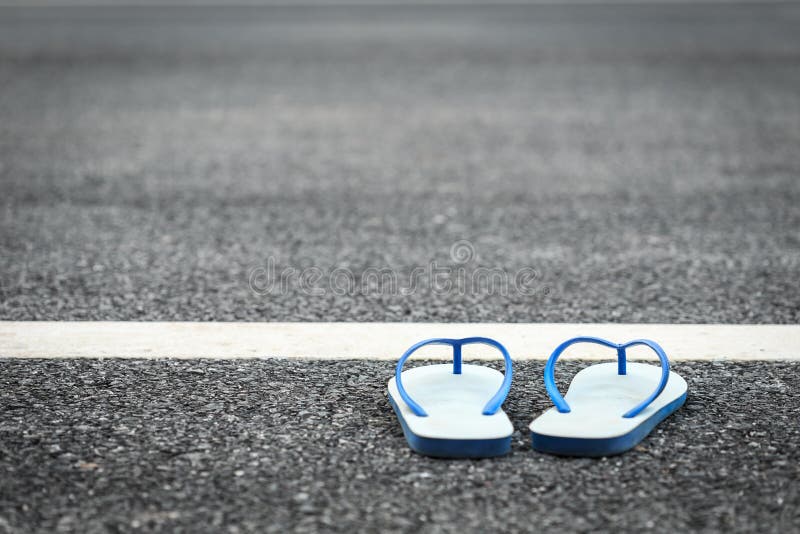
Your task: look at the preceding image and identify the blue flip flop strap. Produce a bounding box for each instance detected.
[543,336,671,419]
[395,337,513,418]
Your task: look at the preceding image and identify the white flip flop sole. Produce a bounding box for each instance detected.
[530,362,687,456]
[388,364,513,458]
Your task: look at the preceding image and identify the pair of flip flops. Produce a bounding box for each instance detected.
[387,336,687,458]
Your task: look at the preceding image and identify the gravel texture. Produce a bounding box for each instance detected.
[0,358,798,533]
[1,4,800,323]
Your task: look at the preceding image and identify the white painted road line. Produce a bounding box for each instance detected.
[0,322,798,360]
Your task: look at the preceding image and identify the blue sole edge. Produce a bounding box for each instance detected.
[388,394,511,459]
[531,392,688,457]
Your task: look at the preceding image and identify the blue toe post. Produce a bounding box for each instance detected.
[543,336,671,418]
[394,337,513,417]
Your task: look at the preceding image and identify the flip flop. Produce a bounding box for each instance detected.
[387,337,514,458]
[530,336,687,457]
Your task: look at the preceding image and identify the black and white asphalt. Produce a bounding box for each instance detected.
[1,359,798,533]
[1,3,799,323]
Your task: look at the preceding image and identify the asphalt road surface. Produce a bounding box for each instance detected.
[1,3,799,323]
[0,359,798,533]
[2,4,800,533]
